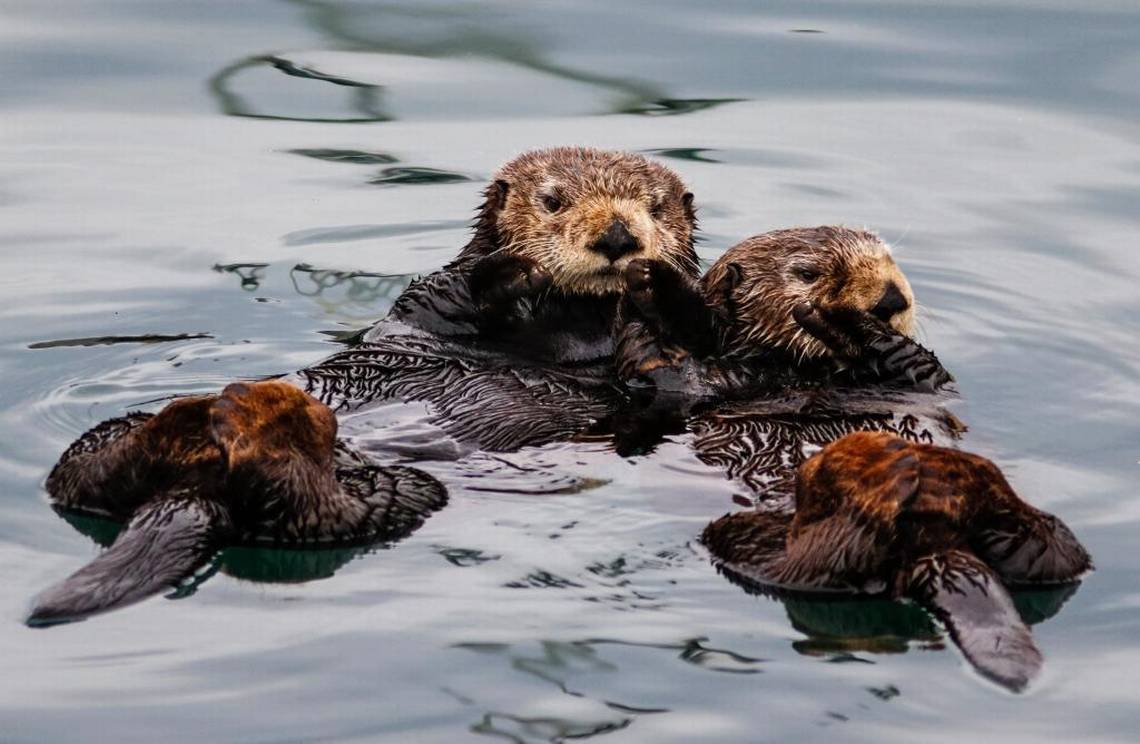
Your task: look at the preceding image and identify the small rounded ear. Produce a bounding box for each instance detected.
[681,191,696,222]
[705,261,743,319]
[461,179,510,258]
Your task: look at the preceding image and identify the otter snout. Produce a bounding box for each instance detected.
[589,220,639,263]
[871,281,910,322]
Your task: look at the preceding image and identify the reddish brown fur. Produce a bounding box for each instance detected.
[793,431,1009,560]
[705,431,1091,593]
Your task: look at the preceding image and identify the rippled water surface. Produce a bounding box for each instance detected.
[3,1,1140,741]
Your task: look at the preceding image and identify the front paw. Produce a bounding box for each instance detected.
[469,253,552,312]
[794,303,952,390]
[793,302,872,361]
[624,258,684,322]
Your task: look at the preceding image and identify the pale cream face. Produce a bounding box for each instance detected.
[492,147,698,294]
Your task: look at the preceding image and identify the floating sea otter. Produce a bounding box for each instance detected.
[30,147,700,624]
[613,225,960,498]
[613,226,1090,689]
[702,431,1092,691]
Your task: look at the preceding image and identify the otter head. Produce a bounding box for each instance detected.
[702,226,916,360]
[461,147,699,295]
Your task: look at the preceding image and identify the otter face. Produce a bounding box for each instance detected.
[465,147,698,295]
[703,226,916,360]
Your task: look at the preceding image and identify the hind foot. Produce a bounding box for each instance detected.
[47,396,222,517]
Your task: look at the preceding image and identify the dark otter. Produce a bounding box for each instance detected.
[30,381,446,625]
[31,147,700,623]
[372,146,698,363]
[701,431,1091,691]
[298,147,700,450]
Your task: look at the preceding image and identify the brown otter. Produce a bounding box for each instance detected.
[607,226,1090,688]
[376,146,699,363]
[701,431,1092,691]
[298,147,700,447]
[614,225,947,397]
[31,147,700,623]
[608,225,958,500]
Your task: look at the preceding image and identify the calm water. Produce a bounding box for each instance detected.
[2,1,1139,741]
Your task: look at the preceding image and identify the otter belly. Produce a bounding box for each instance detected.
[291,328,623,455]
[691,388,964,505]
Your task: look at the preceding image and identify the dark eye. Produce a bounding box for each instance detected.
[542,194,563,213]
[795,268,821,283]
[650,201,666,218]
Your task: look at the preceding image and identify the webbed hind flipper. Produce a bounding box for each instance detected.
[46,396,220,519]
[973,506,1093,586]
[28,493,232,626]
[325,461,449,544]
[209,382,447,544]
[904,550,1042,692]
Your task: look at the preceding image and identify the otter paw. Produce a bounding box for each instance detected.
[209,381,337,472]
[793,302,864,360]
[470,253,552,311]
[623,258,660,315]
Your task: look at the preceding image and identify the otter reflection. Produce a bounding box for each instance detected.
[57,509,383,589]
[719,567,1079,662]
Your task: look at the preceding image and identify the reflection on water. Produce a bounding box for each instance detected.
[210,54,390,122]
[719,565,1080,661]
[287,147,399,164]
[2,0,1140,740]
[28,333,215,350]
[368,166,475,186]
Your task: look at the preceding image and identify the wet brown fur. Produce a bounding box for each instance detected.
[702,432,1091,690]
[703,226,915,361]
[705,431,1090,590]
[462,147,699,295]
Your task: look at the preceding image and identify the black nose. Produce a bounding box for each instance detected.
[589,220,639,263]
[871,281,910,321]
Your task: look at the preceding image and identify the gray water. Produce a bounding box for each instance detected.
[2,1,1139,741]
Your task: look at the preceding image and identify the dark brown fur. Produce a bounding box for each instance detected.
[31,381,445,625]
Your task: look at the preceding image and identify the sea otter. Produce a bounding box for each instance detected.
[366,146,698,362]
[30,147,701,624]
[296,146,700,448]
[615,225,948,397]
[701,431,1092,691]
[611,225,959,499]
[30,381,447,624]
